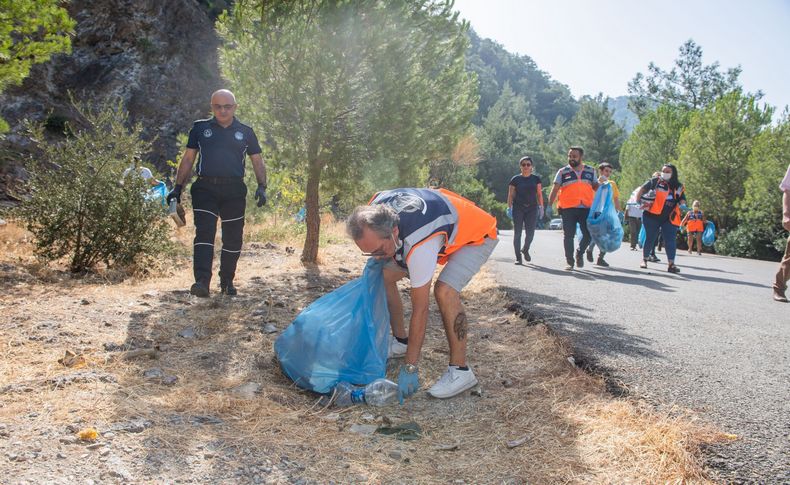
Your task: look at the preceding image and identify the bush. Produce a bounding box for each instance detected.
[715,225,785,261]
[16,101,171,273]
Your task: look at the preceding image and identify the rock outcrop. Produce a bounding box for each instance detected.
[0,0,228,203]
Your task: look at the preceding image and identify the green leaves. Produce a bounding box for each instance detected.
[218,0,476,261]
[0,0,74,130]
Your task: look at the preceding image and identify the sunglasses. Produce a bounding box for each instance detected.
[211,104,236,111]
[520,163,532,167]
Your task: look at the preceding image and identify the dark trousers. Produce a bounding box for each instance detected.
[642,215,678,262]
[775,235,790,292]
[190,178,247,286]
[513,205,538,259]
[627,216,641,249]
[561,207,591,264]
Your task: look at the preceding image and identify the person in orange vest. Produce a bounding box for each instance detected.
[347,188,498,401]
[635,164,687,273]
[680,200,706,255]
[548,146,599,270]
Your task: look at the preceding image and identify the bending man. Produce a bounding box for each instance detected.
[347,188,498,401]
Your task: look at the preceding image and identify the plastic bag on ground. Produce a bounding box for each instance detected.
[702,221,716,246]
[274,258,390,394]
[586,184,624,253]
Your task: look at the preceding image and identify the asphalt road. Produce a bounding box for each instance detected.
[490,229,789,484]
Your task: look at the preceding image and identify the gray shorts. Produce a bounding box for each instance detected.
[385,237,498,292]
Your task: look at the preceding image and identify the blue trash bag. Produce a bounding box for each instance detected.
[146,181,168,206]
[702,221,716,246]
[638,224,646,248]
[586,184,624,253]
[274,258,390,394]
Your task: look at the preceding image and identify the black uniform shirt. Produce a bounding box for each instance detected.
[186,117,262,178]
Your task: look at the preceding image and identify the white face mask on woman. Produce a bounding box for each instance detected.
[660,172,672,181]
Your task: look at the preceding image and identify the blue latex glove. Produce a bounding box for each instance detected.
[254,185,267,207]
[538,206,545,219]
[506,207,513,219]
[680,203,688,211]
[397,365,420,404]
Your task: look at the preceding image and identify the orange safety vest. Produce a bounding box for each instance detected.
[433,188,498,264]
[686,210,704,232]
[369,188,497,267]
[647,180,684,226]
[557,165,596,209]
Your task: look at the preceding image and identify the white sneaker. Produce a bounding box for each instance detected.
[427,365,478,398]
[388,336,407,358]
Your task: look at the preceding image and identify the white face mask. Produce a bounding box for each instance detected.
[660,172,672,181]
[600,174,609,181]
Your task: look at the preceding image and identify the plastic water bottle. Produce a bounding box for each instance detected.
[333,378,399,407]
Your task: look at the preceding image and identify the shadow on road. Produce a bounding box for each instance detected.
[500,284,663,363]
[526,263,678,292]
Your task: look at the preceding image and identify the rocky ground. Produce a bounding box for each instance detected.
[0,224,725,484]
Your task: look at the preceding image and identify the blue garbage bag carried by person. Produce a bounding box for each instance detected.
[274,258,390,394]
[146,181,168,206]
[586,183,624,253]
[702,220,716,246]
[638,224,646,248]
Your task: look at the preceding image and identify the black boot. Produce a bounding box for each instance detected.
[575,250,584,268]
[220,280,237,296]
[190,281,210,298]
[596,256,609,267]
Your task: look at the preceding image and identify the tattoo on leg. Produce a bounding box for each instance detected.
[454,312,467,341]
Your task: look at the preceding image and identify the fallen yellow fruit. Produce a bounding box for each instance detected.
[77,427,99,441]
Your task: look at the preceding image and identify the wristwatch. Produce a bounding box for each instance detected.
[403,363,418,374]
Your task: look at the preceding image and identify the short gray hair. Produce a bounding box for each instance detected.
[346,204,399,240]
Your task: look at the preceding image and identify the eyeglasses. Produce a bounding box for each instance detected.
[361,233,398,257]
[520,163,532,167]
[211,104,236,111]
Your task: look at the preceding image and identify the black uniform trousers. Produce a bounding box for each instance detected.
[560,207,592,264]
[190,178,247,286]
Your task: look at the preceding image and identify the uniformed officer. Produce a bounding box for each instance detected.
[167,89,268,297]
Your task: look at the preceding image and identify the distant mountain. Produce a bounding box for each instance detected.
[465,30,579,130]
[607,96,639,133]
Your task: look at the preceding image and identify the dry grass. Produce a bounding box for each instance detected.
[0,220,727,483]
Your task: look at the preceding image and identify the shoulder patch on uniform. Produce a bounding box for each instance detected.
[203,128,213,138]
[386,192,427,215]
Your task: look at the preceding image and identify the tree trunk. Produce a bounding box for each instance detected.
[301,160,321,263]
[302,119,323,264]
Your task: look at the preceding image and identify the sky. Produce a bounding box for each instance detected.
[453,0,790,114]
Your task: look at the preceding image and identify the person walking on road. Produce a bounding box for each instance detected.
[585,162,621,267]
[548,147,599,270]
[773,164,790,302]
[680,200,707,255]
[347,188,498,401]
[507,156,544,264]
[167,89,268,297]
[636,164,686,273]
[624,187,643,250]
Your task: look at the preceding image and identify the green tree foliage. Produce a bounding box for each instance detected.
[720,113,790,259]
[628,39,743,118]
[568,94,626,168]
[218,0,477,263]
[0,0,74,131]
[16,101,170,273]
[476,84,546,201]
[619,105,690,194]
[465,30,578,128]
[675,91,772,230]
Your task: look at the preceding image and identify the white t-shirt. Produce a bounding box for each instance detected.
[780,164,790,193]
[404,234,445,288]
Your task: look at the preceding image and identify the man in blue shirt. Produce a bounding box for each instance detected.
[167,89,268,297]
